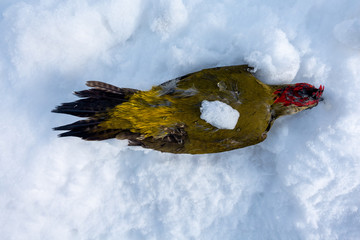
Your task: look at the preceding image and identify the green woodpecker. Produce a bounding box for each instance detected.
[53,65,324,154]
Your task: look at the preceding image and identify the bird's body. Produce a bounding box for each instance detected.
[53,65,324,154]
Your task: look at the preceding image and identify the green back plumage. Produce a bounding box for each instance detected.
[92,65,274,153]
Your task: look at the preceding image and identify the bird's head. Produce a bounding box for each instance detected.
[272,83,324,116]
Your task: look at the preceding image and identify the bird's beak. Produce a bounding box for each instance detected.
[316,85,325,101]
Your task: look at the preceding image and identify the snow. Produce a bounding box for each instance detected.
[200,100,240,129]
[1,0,360,240]
[334,18,360,50]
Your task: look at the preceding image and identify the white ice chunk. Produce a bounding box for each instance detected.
[200,100,240,130]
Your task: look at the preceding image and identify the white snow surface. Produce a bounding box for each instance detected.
[200,100,240,129]
[1,1,360,240]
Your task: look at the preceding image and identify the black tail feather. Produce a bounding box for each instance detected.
[54,119,120,140]
[58,128,121,140]
[86,81,139,96]
[53,81,139,140]
[52,97,126,117]
[53,120,101,131]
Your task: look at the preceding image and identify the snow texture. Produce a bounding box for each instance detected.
[200,100,240,129]
[1,1,360,240]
